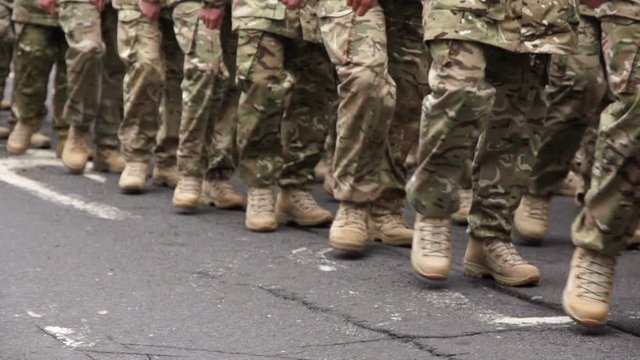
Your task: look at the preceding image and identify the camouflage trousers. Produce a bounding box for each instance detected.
[376,0,429,214]
[172,1,224,178]
[11,23,69,137]
[205,7,238,181]
[406,40,548,244]
[527,16,608,198]
[572,19,640,257]
[317,5,397,204]
[57,2,105,131]
[0,4,13,101]
[96,4,125,150]
[117,8,183,167]
[235,30,336,189]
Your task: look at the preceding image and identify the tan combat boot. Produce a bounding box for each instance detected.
[61,127,91,173]
[369,212,413,247]
[173,177,202,211]
[200,179,244,209]
[464,237,540,286]
[0,125,9,139]
[314,158,330,183]
[152,165,179,188]
[514,194,550,246]
[7,122,36,155]
[246,187,278,232]
[31,132,51,149]
[557,170,584,197]
[451,188,472,225]
[329,202,369,253]
[55,136,67,159]
[0,99,10,110]
[276,187,333,227]
[93,148,126,173]
[411,215,452,280]
[119,162,149,194]
[563,247,616,328]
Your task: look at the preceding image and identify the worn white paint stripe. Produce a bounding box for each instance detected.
[43,326,94,348]
[492,316,573,327]
[0,169,131,220]
[82,171,107,184]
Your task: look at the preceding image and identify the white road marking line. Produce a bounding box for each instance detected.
[43,326,94,349]
[82,171,107,184]
[0,149,133,220]
[491,316,573,327]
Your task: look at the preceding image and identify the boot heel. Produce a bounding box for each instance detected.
[463,262,488,279]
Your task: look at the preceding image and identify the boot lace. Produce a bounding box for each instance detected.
[376,214,410,232]
[486,240,526,266]
[212,181,237,197]
[576,251,615,303]
[179,179,201,193]
[249,188,274,214]
[127,163,147,177]
[416,219,450,258]
[524,196,549,221]
[336,204,366,230]
[291,190,320,212]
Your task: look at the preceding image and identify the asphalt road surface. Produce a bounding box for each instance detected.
[0,116,638,360]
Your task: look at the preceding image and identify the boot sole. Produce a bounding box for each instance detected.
[199,194,244,210]
[328,238,366,253]
[463,261,540,287]
[277,213,333,227]
[120,186,144,194]
[411,261,448,281]
[62,164,87,174]
[173,200,199,213]
[369,231,411,247]
[562,289,606,328]
[7,145,28,155]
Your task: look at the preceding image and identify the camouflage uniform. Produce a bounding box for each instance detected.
[114,0,183,167]
[406,0,579,242]
[572,0,640,256]
[232,1,336,189]
[526,4,608,199]
[0,0,13,103]
[95,3,125,151]
[56,0,105,134]
[11,0,69,137]
[315,0,396,204]
[375,0,429,215]
[204,2,237,181]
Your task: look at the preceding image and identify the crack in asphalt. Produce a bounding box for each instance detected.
[116,342,311,360]
[255,284,460,359]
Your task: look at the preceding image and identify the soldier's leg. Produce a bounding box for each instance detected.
[117,7,165,193]
[407,39,494,280]
[236,30,291,232]
[465,49,548,286]
[371,0,429,246]
[151,16,182,188]
[94,3,126,173]
[515,17,607,244]
[564,20,640,327]
[57,2,105,173]
[0,4,13,110]
[201,7,244,210]
[275,39,335,227]
[53,41,70,157]
[7,23,58,155]
[318,5,396,253]
[170,1,223,211]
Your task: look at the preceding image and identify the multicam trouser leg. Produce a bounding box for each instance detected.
[527,16,607,198]
[572,20,640,257]
[95,3,125,150]
[172,1,223,178]
[317,4,397,204]
[52,57,69,138]
[117,9,182,164]
[468,47,548,243]
[235,30,292,187]
[375,0,428,215]
[406,40,493,217]
[57,2,105,131]
[205,6,237,181]
[11,23,66,131]
[0,5,13,102]
[277,43,336,190]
